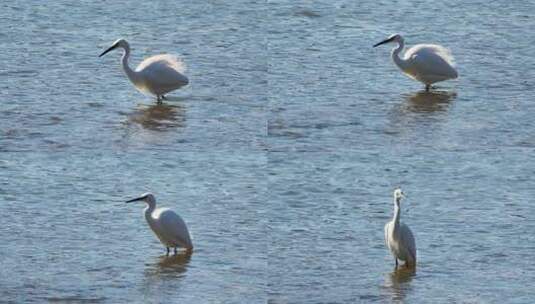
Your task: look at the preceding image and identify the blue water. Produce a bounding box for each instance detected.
[1,0,535,303]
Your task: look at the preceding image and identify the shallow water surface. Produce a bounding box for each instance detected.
[1,0,535,303]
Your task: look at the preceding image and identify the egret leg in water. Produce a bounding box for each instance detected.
[156,95,167,103]
[374,34,458,90]
[384,188,417,268]
[126,193,193,255]
[99,39,189,102]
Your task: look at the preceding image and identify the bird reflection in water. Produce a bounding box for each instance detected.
[145,250,193,278]
[403,90,457,113]
[128,102,186,131]
[141,251,192,297]
[386,90,456,136]
[384,266,416,303]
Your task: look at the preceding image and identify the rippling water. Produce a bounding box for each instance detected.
[1,0,535,303]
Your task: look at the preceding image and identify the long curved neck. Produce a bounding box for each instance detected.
[391,40,407,71]
[120,45,139,84]
[144,200,156,223]
[392,198,401,230]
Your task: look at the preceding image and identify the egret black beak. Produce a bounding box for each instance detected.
[373,37,396,48]
[99,45,117,57]
[126,196,145,203]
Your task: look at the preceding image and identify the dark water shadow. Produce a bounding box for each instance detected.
[403,90,457,113]
[385,90,456,136]
[161,95,190,102]
[127,103,186,131]
[384,266,416,302]
[294,8,321,18]
[144,251,193,278]
[140,251,193,297]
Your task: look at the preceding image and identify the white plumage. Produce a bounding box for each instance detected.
[127,193,193,255]
[384,188,416,268]
[100,39,189,102]
[374,34,458,90]
[405,44,455,66]
[136,54,187,74]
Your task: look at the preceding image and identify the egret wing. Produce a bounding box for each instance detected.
[158,209,193,249]
[405,44,455,66]
[399,223,416,262]
[405,44,458,80]
[384,222,391,248]
[136,54,186,73]
[136,55,189,91]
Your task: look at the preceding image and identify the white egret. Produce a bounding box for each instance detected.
[374,34,458,91]
[99,39,189,102]
[126,192,193,255]
[384,188,416,268]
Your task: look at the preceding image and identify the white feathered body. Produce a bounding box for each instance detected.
[397,44,458,85]
[144,206,193,250]
[385,220,416,265]
[134,54,189,96]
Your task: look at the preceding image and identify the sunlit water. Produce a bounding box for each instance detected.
[1,0,535,303]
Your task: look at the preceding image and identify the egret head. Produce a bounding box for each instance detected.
[99,38,129,57]
[373,34,403,48]
[126,192,156,205]
[393,188,406,201]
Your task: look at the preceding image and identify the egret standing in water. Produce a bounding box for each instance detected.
[384,188,416,268]
[374,34,458,91]
[99,39,189,102]
[126,193,193,255]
